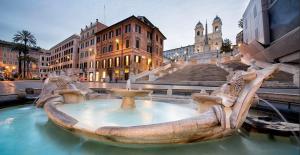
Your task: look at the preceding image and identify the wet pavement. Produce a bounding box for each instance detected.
[0,80,299,95]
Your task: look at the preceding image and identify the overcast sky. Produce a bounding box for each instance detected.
[0,0,249,50]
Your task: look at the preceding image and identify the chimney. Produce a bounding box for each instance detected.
[96,19,98,23]
[90,22,92,26]
[85,25,88,29]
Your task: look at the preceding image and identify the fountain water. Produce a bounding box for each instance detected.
[126,79,131,90]
[36,64,281,146]
[258,98,300,144]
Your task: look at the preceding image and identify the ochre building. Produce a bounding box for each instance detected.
[95,15,166,81]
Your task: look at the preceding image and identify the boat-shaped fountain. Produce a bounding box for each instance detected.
[35,64,279,147]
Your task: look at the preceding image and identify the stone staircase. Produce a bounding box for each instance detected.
[157,64,229,83]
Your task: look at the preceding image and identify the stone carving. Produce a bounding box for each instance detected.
[40,64,279,145]
[36,74,94,107]
[192,64,279,129]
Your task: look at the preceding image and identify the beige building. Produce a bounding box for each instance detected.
[194,16,223,52]
[39,50,50,79]
[79,19,107,81]
[48,34,80,75]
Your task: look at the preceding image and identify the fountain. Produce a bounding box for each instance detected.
[107,79,152,109]
[32,64,281,146]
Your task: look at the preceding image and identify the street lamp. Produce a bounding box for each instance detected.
[230,45,233,56]
[216,47,219,58]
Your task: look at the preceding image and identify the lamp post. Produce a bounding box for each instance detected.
[184,50,187,62]
[230,45,233,56]
[216,47,219,58]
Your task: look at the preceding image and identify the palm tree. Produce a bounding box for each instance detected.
[13,30,36,79]
[12,43,25,78]
[19,56,38,78]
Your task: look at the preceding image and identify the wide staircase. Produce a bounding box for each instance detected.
[157,64,228,83]
[221,60,295,88]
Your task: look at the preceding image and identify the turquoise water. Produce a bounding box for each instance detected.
[0,105,299,155]
[57,99,200,129]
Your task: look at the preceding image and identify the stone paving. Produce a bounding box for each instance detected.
[0,80,299,95]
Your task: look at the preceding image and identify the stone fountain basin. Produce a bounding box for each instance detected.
[44,98,234,146]
[107,89,151,97]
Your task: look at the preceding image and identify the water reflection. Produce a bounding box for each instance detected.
[0,105,298,155]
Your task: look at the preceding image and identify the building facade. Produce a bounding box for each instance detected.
[79,19,107,81]
[48,34,80,75]
[242,0,300,63]
[163,45,194,61]
[194,16,223,52]
[39,50,50,79]
[0,40,18,78]
[95,16,166,81]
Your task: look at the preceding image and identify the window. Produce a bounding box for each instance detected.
[134,55,140,63]
[102,47,107,53]
[136,39,140,48]
[90,61,93,68]
[116,28,121,36]
[116,43,119,50]
[97,36,101,43]
[156,35,158,41]
[147,32,152,39]
[135,24,141,33]
[90,39,94,45]
[108,31,113,39]
[125,24,131,33]
[126,40,130,48]
[115,57,120,67]
[109,58,112,67]
[147,46,152,53]
[197,31,200,36]
[102,59,106,68]
[215,26,219,32]
[108,45,113,52]
[160,39,163,45]
[96,61,99,69]
[124,55,130,66]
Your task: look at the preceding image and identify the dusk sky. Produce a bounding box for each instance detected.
[0,0,249,50]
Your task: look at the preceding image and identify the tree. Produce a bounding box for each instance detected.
[238,18,243,29]
[13,30,36,79]
[221,38,232,53]
[12,43,25,78]
[19,56,38,78]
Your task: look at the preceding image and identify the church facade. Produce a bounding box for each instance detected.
[194,16,223,52]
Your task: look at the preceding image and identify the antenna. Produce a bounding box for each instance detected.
[103,4,106,24]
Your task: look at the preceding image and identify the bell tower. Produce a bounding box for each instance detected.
[212,15,222,33]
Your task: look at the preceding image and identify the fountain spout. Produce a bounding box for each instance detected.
[126,79,131,90]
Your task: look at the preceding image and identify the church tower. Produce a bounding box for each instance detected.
[212,15,222,33]
[194,21,204,52]
[194,16,223,53]
[211,15,223,51]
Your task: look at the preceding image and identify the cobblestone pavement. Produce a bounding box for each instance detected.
[0,80,299,95]
[0,80,42,94]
